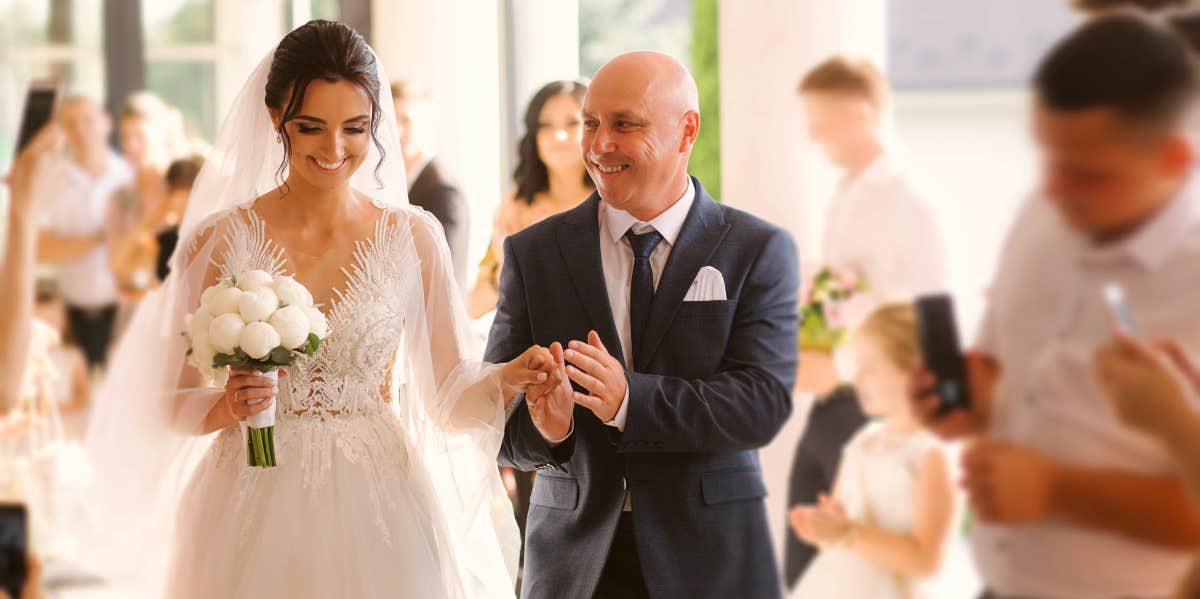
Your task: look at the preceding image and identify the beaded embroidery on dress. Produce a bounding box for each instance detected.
[165,208,469,598]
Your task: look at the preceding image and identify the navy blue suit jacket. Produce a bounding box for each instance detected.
[487,178,799,599]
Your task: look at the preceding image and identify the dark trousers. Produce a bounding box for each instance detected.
[66,304,116,368]
[593,512,649,599]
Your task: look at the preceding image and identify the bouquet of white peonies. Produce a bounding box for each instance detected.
[184,269,329,467]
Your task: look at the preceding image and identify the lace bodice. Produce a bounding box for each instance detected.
[205,209,425,544]
[215,209,412,421]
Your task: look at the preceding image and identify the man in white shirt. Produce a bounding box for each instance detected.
[35,97,132,368]
[799,56,948,303]
[917,13,1200,599]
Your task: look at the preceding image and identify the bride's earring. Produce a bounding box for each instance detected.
[275,132,282,144]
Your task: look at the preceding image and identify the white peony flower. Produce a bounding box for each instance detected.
[190,330,216,375]
[206,285,243,316]
[269,305,310,349]
[199,280,232,310]
[306,307,329,340]
[273,276,314,309]
[209,313,246,354]
[189,308,213,341]
[240,321,281,360]
[239,287,279,323]
[237,269,275,291]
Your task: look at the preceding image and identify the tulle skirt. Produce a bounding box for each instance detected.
[165,413,461,598]
[791,547,928,599]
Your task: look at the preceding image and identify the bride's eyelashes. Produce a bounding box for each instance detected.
[295,125,367,135]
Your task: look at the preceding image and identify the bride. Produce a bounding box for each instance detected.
[77,20,559,598]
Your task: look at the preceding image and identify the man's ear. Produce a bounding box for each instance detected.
[679,110,701,153]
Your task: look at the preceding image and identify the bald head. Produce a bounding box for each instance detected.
[593,51,700,116]
[582,52,702,220]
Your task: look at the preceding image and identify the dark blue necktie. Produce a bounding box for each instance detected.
[626,227,664,366]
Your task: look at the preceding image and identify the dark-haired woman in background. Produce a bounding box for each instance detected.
[468,80,593,320]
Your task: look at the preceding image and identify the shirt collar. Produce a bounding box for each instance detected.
[1080,171,1200,270]
[602,177,695,246]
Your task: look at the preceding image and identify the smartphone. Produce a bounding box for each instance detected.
[16,80,59,153]
[1102,281,1141,336]
[915,294,971,414]
[0,504,27,599]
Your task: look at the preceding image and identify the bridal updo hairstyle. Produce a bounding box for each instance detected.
[265,20,386,187]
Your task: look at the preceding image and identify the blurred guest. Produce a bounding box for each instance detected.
[107,92,185,301]
[791,304,957,599]
[785,56,946,579]
[468,80,593,319]
[914,13,1200,599]
[34,97,132,369]
[2,123,63,412]
[1096,334,1200,599]
[391,80,469,286]
[784,385,866,587]
[31,281,89,439]
[798,56,947,306]
[109,154,203,288]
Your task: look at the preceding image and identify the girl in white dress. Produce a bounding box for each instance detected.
[76,20,564,598]
[790,303,958,599]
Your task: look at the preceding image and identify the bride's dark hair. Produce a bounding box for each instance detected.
[265,19,386,188]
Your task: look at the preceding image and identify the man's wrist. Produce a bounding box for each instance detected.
[544,420,573,447]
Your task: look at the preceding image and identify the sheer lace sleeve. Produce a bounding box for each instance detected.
[392,207,520,596]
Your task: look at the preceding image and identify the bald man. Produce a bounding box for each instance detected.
[488,52,798,598]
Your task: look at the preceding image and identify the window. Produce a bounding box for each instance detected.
[0,0,105,161]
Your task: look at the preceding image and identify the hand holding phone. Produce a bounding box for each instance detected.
[0,504,27,599]
[15,81,58,154]
[915,294,972,415]
[1103,282,1141,336]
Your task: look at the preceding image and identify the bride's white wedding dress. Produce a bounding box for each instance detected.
[791,423,940,599]
[76,39,518,599]
[167,210,469,597]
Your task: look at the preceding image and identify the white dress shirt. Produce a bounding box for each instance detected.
[36,151,132,307]
[971,176,1200,598]
[598,177,695,432]
[821,152,947,300]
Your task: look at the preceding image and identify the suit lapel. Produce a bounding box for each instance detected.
[637,179,730,371]
[555,196,626,368]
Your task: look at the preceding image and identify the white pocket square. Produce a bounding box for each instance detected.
[683,266,727,302]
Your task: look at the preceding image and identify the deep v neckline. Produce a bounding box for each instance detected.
[247,208,390,314]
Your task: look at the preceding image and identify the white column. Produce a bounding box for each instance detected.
[505,0,580,141]
[718,0,885,585]
[372,0,504,284]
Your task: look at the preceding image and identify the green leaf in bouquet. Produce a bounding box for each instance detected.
[302,333,321,356]
[269,346,294,365]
